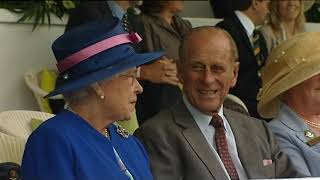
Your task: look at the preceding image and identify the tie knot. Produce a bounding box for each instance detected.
[210,115,224,128]
[252,30,260,43]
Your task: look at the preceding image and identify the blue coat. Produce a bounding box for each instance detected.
[21,110,153,180]
[269,104,320,177]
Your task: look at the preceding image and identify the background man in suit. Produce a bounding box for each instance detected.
[209,0,233,18]
[134,26,302,180]
[216,0,270,119]
[65,1,133,32]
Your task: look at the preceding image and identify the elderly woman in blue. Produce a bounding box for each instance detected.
[21,17,164,180]
[258,32,320,177]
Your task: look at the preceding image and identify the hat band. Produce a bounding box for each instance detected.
[57,32,142,73]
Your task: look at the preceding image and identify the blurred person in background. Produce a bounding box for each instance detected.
[65,0,141,33]
[261,0,314,53]
[216,0,270,119]
[135,1,192,123]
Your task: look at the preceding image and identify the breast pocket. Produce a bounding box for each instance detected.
[261,162,275,178]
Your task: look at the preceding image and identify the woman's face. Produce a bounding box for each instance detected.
[99,68,142,121]
[164,1,184,13]
[278,0,301,22]
[285,74,320,111]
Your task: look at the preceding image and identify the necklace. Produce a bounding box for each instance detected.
[305,119,320,129]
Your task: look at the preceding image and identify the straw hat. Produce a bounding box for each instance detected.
[304,0,315,11]
[257,32,320,118]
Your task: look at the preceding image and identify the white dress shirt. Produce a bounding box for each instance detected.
[235,10,255,45]
[183,95,248,180]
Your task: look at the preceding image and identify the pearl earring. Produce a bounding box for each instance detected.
[100,95,105,99]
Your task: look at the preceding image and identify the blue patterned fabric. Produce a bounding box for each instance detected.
[21,110,152,180]
[269,104,320,177]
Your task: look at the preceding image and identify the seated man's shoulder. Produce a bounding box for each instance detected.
[225,108,266,129]
[136,109,179,137]
[141,109,174,127]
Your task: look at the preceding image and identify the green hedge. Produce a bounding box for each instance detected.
[306,2,320,22]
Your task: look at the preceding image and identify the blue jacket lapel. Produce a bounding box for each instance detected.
[276,104,314,144]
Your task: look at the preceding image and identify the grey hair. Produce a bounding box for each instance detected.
[63,82,100,104]
[179,26,239,64]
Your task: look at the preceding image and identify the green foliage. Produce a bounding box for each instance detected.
[0,0,79,31]
[306,1,320,22]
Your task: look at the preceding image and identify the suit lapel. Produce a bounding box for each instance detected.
[230,13,256,59]
[277,105,314,144]
[225,109,265,177]
[172,100,229,179]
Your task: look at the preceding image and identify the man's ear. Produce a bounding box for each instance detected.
[250,0,256,9]
[231,62,239,88]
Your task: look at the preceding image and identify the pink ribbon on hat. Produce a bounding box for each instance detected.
[56,32,142,73]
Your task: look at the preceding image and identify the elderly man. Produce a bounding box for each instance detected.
[134,26,302,180]
[216,0,270,119]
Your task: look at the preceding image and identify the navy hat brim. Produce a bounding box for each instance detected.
[46,50,165,98]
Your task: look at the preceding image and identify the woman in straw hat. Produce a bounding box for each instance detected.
[260,0,314,53]
[258,32,320,177]
[21,17,164,180]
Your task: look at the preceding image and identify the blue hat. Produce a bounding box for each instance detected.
[46,17,164,97]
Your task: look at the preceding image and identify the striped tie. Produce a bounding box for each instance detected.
[252,30,265,77]
[211,115,239,180]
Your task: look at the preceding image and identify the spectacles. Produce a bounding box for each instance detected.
[186,63,226,74]
[119,69,138,85]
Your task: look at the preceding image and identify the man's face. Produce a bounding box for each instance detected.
[178,30,239,115]
[254,0,271,25]
[100,68,142,121]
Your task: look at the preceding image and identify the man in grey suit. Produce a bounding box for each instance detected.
[134,26,303,180]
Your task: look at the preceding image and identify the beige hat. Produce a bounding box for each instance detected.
[257,32,320,118]
[304,0,315,11]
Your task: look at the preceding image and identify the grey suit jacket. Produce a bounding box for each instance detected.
[134,99,302,180]
[269,104,320,177]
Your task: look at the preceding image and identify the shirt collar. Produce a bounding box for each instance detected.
[182,95,224,127]
[107,0,125,20]
[234,10,255,38]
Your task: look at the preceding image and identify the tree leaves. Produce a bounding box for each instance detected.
[0,0,78,31]
[306,2,320,23]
